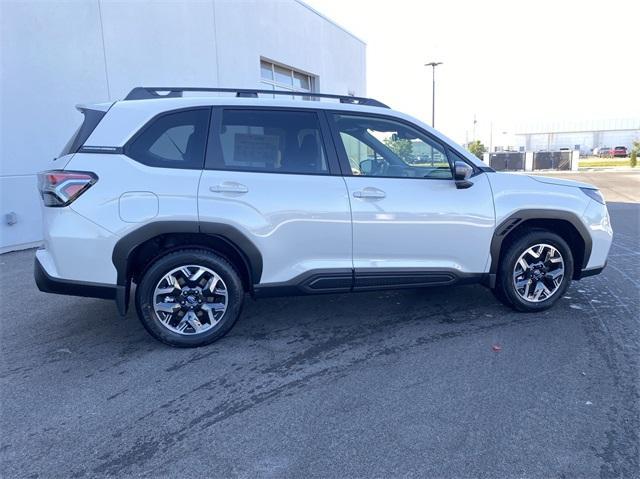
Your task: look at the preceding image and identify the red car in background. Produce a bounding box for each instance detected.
[613,146,628,157]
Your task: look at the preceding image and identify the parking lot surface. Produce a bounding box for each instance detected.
[1,172,638,478]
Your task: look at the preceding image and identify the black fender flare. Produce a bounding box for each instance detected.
[489,209,592,276]
[111,221,263,314]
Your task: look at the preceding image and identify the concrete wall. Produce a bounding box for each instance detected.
[0,0,366,252]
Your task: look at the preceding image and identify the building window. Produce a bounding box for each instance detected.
[260,59,315,99]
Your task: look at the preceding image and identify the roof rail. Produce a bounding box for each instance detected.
[124,87,389,108]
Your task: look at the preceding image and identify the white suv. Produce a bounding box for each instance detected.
[35,87,613,347]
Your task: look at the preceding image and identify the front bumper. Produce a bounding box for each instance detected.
[577,262,607,279]
[582,199,613,271]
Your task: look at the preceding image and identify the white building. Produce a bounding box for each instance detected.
[0,0,366,252]
[514,118,640,155]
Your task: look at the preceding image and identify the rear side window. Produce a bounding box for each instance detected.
[210,109,329,175]
[60,108,107,157]
[127,108,211,169]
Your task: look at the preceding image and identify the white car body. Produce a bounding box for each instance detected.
[35,88,613,336]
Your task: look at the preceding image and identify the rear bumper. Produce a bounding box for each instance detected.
[35,255,118,300]
[35,254,128,316]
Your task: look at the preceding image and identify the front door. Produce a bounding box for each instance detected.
[328,112,495,288]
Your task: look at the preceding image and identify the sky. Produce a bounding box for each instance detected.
[304,0,640,146]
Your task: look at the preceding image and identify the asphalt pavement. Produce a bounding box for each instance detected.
[1,171,638,478]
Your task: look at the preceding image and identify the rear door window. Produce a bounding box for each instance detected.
[127,108,211,169]
[208,109,329,175]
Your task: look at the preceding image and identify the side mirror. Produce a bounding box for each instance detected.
[454,161,474,189]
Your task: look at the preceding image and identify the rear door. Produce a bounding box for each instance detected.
[198,107,353,291]
[328,112,495,288]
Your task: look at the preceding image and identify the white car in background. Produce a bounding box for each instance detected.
[35,87,613,347]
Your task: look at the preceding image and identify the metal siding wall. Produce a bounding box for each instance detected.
[0,0,109,252]
[0,0,366,252]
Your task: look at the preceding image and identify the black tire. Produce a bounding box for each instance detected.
[492,281,513,307]
[495,229,573,312]
[135,249,244,347]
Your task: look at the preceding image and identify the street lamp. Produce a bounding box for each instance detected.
[425,61,443,127]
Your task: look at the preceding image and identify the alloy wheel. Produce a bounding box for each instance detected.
[512,243,565,303]
[152,265,228,335]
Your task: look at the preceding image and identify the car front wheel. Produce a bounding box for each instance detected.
[496,230,574,312]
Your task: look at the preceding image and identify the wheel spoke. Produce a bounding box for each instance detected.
[202,302,225,312]
[518,258,530,270]
[546,268,564,281]
[532,282,545,300]
[201,304,215,322]
[201,302,225,322]
[185,311,204,332]
[156,302,180,313]
[162,274,182,291]
[190,267,206,282]
[204,275,219,294]
[155,287,176,296]
[158,312,172,325]
[526,246,541,259]
[176,318,189,333]
[179,267,192,280]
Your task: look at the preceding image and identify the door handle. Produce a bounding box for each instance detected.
[209,182,249,194]
[353,187,386,199]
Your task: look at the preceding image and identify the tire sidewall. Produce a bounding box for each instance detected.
[499,231,574,312]
[135,249,244,347]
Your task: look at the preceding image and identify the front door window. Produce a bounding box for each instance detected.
[332,114,453,180]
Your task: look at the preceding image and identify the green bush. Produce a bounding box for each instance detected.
[631,150,637,168]
[467,140,486,160]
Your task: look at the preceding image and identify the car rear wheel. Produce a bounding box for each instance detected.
[495,230,573,312]
[135,249,244,347]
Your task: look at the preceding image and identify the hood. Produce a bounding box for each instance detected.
[528,175,596,189]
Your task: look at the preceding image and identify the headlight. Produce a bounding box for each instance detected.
[580,187,605,205]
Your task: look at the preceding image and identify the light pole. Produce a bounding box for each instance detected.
[425,61,442,127]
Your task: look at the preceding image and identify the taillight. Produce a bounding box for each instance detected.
[37,170,97,207]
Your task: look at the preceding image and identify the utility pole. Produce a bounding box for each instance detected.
[489,121,493,154]
[472,114,477,141]
[424,61,442,127]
